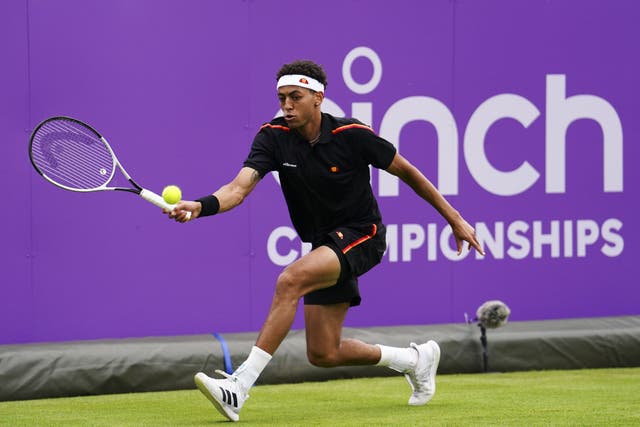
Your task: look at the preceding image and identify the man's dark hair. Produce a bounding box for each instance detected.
[277,60,328,88]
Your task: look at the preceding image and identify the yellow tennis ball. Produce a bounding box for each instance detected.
[162,185,182,205]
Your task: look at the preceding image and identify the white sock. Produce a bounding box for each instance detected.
[376,344,418,373]
[233,346,272,390]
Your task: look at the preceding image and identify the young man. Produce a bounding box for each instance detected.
[167,60,484,422]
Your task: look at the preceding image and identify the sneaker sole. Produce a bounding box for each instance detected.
[194,373,239,422]
[427,340,441,393]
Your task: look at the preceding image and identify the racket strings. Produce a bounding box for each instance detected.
[31,119,115,190]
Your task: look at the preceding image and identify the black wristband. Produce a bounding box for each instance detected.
[195,195,220,217]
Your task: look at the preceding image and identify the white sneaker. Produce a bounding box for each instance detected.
[194,370,249,422]
[404,340,441,405]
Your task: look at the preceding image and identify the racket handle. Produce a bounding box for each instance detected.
[139,189,192,220]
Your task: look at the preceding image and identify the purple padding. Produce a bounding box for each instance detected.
[1,0,638,344]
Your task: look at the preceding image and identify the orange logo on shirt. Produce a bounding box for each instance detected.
[330,166,339,173]
[336,231,344,239]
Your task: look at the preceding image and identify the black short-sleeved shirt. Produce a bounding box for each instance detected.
[244,113,397,243]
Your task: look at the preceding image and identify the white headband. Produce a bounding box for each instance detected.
[277,74,325,92]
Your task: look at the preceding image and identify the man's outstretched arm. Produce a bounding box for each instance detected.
[167,166,262,222]
[385,153,484,255]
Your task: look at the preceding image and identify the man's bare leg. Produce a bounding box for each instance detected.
[255,246,342,355]
[304,302,381,367]
[303,302,440,407]
[193,246,344,421]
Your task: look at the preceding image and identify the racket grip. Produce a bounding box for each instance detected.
[139,189,192,220]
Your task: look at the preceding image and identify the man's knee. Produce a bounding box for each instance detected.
[307,347,341,368]
[274,268,303,300]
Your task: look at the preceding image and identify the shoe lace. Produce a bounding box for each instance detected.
[214,369,235,380]
[214,370,249,396]
[406,344,430,393]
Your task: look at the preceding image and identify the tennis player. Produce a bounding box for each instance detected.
[167,60,484,422]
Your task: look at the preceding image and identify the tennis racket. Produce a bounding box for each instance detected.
[29,116,190,219]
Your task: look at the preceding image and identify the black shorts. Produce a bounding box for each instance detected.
[304,223,386,307]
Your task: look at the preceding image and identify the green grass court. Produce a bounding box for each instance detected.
[1,368,638,426]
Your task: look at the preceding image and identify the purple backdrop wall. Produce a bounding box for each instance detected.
[1,0,638,344]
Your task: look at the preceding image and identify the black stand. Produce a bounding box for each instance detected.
[480,325,488,372]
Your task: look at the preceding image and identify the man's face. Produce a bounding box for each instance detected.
[277,86,321,129]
